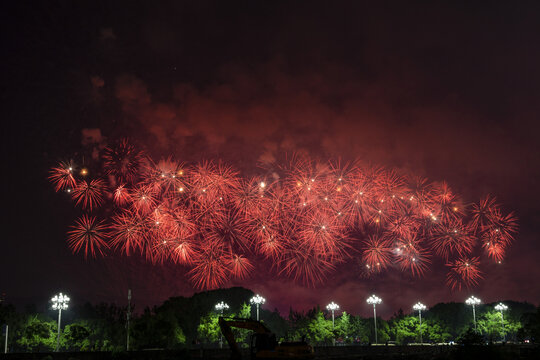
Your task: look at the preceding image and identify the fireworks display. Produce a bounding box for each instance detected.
[49,139,518,290]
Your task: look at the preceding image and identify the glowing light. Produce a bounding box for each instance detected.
[250,294,266,321]
[367,294,382,305]
[494,303,508,312]
[465,296,481,306]
[51,292,70,352]
[367,294,382,344]
[466,296,481,330]
[51,293,70,310]
[215,301,230,312]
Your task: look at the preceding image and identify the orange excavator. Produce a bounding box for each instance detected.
[218,317,315,360]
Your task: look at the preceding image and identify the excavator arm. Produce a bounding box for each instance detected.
[218,317,313,360]
[218,317,272,360]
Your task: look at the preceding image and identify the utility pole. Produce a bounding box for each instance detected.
[3,325,7,354]
[127,289,132,351]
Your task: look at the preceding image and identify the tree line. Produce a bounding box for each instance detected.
[1,287,539,352]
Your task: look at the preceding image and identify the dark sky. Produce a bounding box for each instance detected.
[2,1,540,317]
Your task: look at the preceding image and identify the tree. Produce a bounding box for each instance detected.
[477,310,521,343]
[197,313,220,344]
[63,322,91,351]
[16,316,56,352]
[131,307,186,350]
[0,303,26,352]
[335,312,351,344]
[424,320,452,343]
[518,306,540,342]
[390,316,418,345]
[306,311,333,345]
[457,327,483,345]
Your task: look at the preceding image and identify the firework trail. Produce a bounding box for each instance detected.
[50,139,518,290]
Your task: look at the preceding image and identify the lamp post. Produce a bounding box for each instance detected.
[215,301,230,348]
[51,293,69,352]
[250,295,265,321]
[326,302,339,346]
[465,296,481,330]
[412,302,427,344]
[126,289,131,351]
[367,295,382,345]
[494,303,508,342]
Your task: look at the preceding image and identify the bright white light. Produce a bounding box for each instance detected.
[215,301,230,312]
[494,303,508,312]
[250,294,266,305]
[465,296,481,306]
[326,302,339,311]
[260,181,266,188]
[413,302,427,311]
[51,293,70,310]
[367,294,382,305]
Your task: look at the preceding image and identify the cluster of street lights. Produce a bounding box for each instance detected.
[51,293,70,352]
[250,294,266,321]
[465,296,482,330]
[215,301,230,348]
[495,302,508,342]
[43,291,509,353]
[326,302,339,345]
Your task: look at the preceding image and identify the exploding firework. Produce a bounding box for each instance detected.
[446,257,484,291]
[49,161,76,192]
[49,141,518,290]
[67,215,109,258]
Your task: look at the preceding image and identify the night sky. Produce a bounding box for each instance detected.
[2,1,540,318]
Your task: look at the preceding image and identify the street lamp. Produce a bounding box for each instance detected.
[494,303,508,342]
[215,301,230,348]
[51,293,69,352]
[326,302,339,346]
[367,295,382,345]
[465,296,481,330]
[412,302,427,344]
[250,295,265,321]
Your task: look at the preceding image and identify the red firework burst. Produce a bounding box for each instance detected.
[71,179,106,210]
[188,241,230,289]
[130,185,157,214]
[206,209,251,249]
[67,215,109,258]
[429,219,476,259]
[228,254,254,280]
[361,236,393,274]
[393,237,431,277]
[109,210,145,255]
[113,184,131,205]
[470,195,499,232]
[102,139,144,183]
[280,246,336,287]
[49,161,77,192]
[446,257,484,291]
[50,145,519,291]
